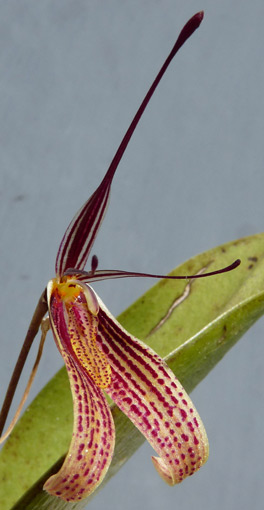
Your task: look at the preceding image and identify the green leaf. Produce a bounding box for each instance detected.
[1,233,264,510]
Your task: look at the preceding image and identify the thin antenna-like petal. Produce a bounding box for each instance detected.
[64,258,241,283]
[55,12,204,276]
[97,297,209,485]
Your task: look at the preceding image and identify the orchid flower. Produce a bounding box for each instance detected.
[0,12,241,503]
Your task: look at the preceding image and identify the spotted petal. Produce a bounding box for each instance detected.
[45,280,115,501]
[97,295,209,484]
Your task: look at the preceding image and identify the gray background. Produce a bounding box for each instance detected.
[1,1,264,509]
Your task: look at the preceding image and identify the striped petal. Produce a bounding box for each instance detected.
[96,296,209,485]
[45,280,115,501]
[55,177,111,276]
[55,12,204,277]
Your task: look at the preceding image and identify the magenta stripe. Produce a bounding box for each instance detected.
[97,314,175,411]
[56,181,111,275]
[98,308,167,369]
[76,186,110,271]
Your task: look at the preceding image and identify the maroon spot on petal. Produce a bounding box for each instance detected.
[193,435,199,445]
[181,453,186,460]
[77,455,83,461]
[153,418,160,430]
[176,422,181,428]
[158,366,170,379]
[157,378,165,384]
[182,399,188,406]
[171,396,179,405]
[130,404,142,416]
[88,429,94,448]
[181,433,189,442]
[142,417,152,430]
[180,409,187,420]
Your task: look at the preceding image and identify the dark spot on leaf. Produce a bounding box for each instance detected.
[218,324,227,344]
[248,256,258,262]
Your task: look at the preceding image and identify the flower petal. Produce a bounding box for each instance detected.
[64,258,241,283]
[55,12,204,277]
[55,179,112,277]
[45,281,115,501]
[96,296,209,485]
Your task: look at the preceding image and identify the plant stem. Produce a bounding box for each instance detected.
[0,289,48,436]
